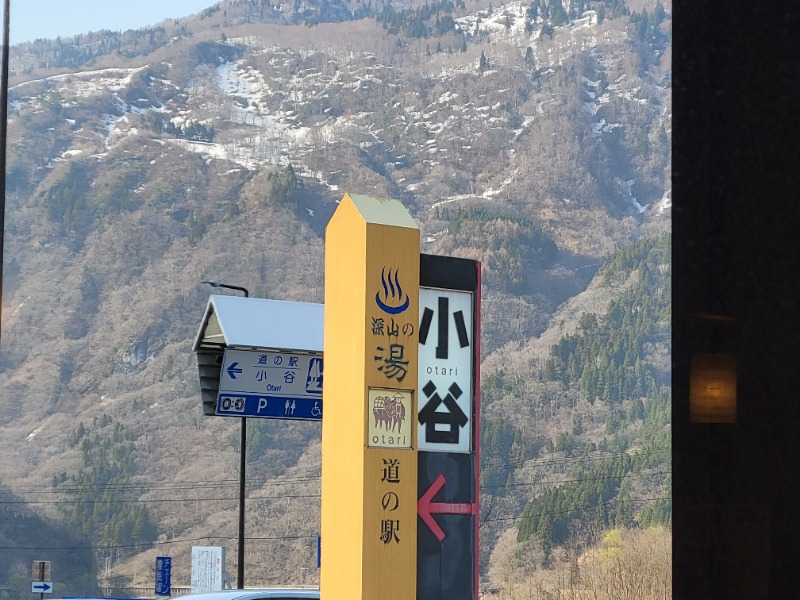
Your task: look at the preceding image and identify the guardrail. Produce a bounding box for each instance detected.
[98,586,192,598]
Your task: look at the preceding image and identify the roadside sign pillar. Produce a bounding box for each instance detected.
[155,556,172,597]
[416,254,481,600]
[31,560,52,596]
[321,194,419,600]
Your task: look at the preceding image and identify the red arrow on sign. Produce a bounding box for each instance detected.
[417,473,478,542]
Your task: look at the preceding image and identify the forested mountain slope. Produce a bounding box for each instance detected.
[0,0,670,595]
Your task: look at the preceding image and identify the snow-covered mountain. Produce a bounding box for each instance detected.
[1,0,670,594]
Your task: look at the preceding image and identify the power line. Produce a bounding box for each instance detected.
[0,534,318,551]
[0,475,322,495]
[1,493,323,505]
[479,444,671,470]
[0,450,670,505]
[0,0,9,348]
[0,446,668,496]
[0,496,673,552]
[482,495,672,525]
[0,471,670,505]
[479,470,672,492]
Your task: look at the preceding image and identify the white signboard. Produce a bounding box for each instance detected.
[191,546,225,593]
[418,288,473,452]
[220,348,322,398]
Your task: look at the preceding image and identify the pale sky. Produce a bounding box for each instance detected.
[5,0,220,44]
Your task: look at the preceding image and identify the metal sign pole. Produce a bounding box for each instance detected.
[200,281,250,589]
[0,0,10,348]
[237,416,246,589]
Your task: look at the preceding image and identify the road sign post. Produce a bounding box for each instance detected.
[193,295,324,589]
[416,254,481,600]
[321,194,420,600]
[193,296,324,418]
[193,196,480,599]
[155,556,172,596]
[32,560,52,596]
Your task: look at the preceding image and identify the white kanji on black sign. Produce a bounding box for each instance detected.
[418,381,469,444]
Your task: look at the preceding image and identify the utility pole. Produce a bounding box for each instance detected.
[0,0,10,348]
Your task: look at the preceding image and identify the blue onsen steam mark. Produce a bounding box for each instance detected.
[375,267,410,314]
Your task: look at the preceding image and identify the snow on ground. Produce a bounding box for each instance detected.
[623,179,648,213]
[27,424,45,441]
[12,66,148,98]
[8,0,669,204]
[656,189,672,214]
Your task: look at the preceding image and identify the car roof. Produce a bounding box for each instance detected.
[172,589,320,600]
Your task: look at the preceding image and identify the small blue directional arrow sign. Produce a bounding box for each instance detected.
[216,349,323,420]
[226,362,243,379]
[32,582,52,593]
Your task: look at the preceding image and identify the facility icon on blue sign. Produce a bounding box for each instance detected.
[306,357,323,394]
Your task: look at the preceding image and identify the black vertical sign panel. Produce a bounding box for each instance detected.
[418,253,480,600]
[417,451,475,599]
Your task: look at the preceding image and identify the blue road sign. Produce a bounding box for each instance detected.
[216,393,322,420]
[32,582,52,593]
[155,556,171,596]
[216,348,323,420]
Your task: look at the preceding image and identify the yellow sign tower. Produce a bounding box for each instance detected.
[321,194,420,600]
